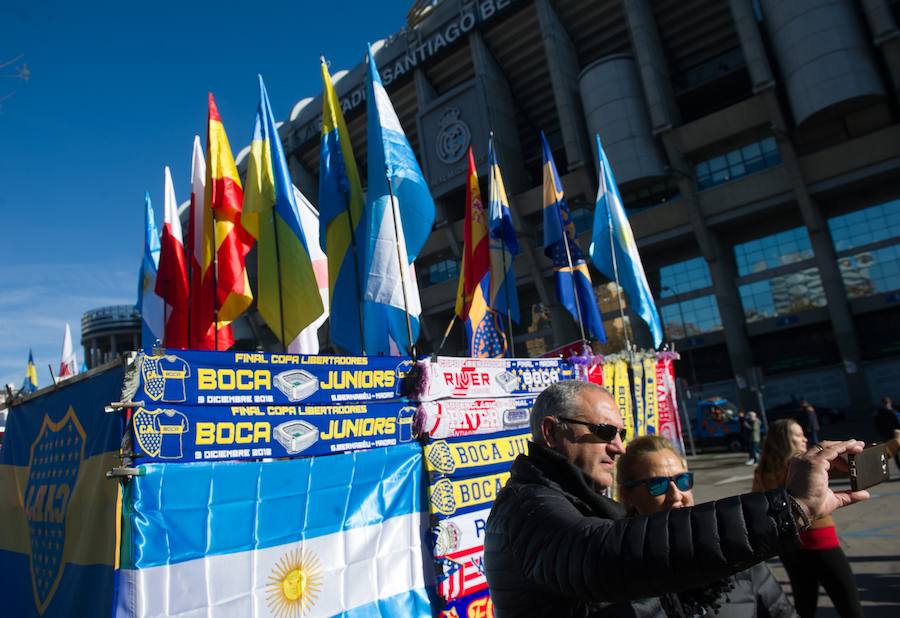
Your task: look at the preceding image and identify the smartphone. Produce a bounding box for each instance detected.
[848,444,891,491]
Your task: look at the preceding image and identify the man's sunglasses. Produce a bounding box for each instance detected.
[555,416,626,443]
[623,472,694,497]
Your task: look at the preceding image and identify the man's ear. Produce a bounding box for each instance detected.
[541,416,558,448]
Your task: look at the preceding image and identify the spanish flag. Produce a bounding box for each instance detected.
[454,147,490,320]
[243,76,324,348]
[194,93,254,349]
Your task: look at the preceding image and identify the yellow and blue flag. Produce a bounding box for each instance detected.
[487,136,520,324]
[363,43,435,354]
[21,349,38,394]
[465,277,508,358]
[541,133,606,342]
[318,59,366,354]
[589,134,663,348]
[242,75,324,348]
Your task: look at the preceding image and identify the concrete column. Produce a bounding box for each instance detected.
[414,67,438,105]
[110,335,118,356]
[470,30,528,193]
[728,0,776,92]
[534,0,593,172]
[621,0,679,131]
[288,155,318,206]
[861,0,900,96]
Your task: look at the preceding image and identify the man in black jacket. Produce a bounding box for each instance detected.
[484,380,869,617]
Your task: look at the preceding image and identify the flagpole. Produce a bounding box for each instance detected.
[270,211,288,353]
[210,211,219,351]
[604,162,632,355]
[557,208,588,344]
[437,315,457,353]
[385,171,417,359]
[490,131,515,357]
[322,55,366,355]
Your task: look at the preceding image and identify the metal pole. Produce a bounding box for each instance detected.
[606,173,631,355]
[557,206,588,344]
[385,172,417,358]
[676,377,698,456]
[437,315,457,354]
[270,211,288,353]
[210,210,219,351]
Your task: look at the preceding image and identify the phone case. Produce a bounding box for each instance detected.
[849,445,890,491]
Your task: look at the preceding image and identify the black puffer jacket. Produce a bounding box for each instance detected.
[484,442,802,617]
[709,562,797,618]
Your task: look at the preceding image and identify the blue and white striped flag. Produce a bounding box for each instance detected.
[116,443,432,617]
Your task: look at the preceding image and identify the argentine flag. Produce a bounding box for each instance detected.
[362,43,435,355]
[116,442,431,617]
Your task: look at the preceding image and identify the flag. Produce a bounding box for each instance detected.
[318,58,366,354]
[243,76,324,349]
[155,166,189,348]
[487,136,520,324]
[138,194,164,349]
[288,185,329,354]
[196,94,255,350]
[589,134,663,348]
[541,133,606,342]
[186,135,209,348]
[363,43,435,355]
[465,277,507,358]
[21,349,38,393]
[454,147,490,320]
[115,442,432,617]
[58,322,77,380]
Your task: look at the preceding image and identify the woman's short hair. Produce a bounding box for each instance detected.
[616,435,684,484]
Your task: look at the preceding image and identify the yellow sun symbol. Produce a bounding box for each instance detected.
[266,548,323,618]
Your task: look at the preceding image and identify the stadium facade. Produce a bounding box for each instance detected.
[256,0,900,410]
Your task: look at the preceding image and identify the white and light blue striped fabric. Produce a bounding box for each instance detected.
[116,442,432,617]
[362,43,435,355]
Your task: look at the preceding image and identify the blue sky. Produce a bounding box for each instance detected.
[0,0,410,388]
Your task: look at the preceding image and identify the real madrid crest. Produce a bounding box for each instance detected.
[436,108,470,164]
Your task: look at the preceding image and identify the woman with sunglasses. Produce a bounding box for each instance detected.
[753,420,863,618]
[619,435,796,617]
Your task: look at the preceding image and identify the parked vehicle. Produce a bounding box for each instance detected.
[690,398,749,452]
[765,400,846,430]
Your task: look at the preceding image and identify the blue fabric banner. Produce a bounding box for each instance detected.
[424,428,529,480]
[131,401,418,462]
[132,349,415,406]
[0,363,124,618]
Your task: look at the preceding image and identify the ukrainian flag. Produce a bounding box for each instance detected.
[21,349,38,394]
[242,75,324,348]
[318,58,366,354]
[487,136,520,324]
[541,133,606,342]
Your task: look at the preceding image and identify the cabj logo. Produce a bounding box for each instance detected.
[24,407,86,614]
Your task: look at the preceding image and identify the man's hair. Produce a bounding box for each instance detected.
[616,435,684,484]
[530,380,604,444]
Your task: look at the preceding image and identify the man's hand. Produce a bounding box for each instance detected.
[785,439,870,521]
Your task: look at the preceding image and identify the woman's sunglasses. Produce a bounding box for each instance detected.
[555,416,627,443]
[623,472,694,497]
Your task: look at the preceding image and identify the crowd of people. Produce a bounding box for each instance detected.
[484,380,900,617]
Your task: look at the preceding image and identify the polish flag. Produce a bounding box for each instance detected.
[155,166,190,348]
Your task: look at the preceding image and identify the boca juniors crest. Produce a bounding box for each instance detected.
[24,407,86,614]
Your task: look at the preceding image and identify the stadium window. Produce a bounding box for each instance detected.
[659,257,712,298]
[695,137,781,190]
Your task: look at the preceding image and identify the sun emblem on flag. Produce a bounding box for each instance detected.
[266,548,323,617]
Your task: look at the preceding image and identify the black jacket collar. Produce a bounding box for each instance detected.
[509,441,627,520]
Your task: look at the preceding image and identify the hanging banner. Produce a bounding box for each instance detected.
[613,360,634,442]
[601,362,615,395]
[132,350,415,406]
[439,589,493,617]
[424,429,529,479]
[0,363,124,618]
[131,401,417,462]
[416,357,576,400]
[416,397,535,439]
[432,507,492,603]
[632,360,645,437]
[656,358,683,453]
[429,471,510,518]
[643,357,659,436]
[116,442,432,618]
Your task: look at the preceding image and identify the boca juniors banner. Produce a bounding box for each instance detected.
[130,350,415,406]
[416,397,534,439]
[424,429,529,480]
[131,401,418,462]
[416,357,576,400]
[117,442,432,617]
[0,362,124,618]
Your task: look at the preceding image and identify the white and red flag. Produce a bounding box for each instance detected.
[58,322,77,380]
[155,166,189,348]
